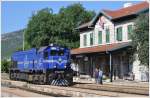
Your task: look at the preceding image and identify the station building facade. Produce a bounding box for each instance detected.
[71,2,149,81]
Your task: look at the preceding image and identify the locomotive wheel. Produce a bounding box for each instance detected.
[10,71,14,80]
[68,78,73,85]
[16,72,19,80]
[9,71,12,80]
[33,74,40,84]
[32,75,35,83]
[48,73,54,85]
[13,72,17,80]
[28,74,32,82]
[25,73,28,82]
[33,75,38,84]
[40,75,45,84]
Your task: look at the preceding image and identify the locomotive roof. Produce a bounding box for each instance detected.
[12,45,69,57]
[38,46,48,52]
[38,45,69,52]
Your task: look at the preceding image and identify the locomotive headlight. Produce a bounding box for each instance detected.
[54,65,57,68]
[64,65,67,68]
[58,58,62,62]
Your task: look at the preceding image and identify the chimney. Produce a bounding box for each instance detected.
[123,3,132,8]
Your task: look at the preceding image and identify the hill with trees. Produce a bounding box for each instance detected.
[1,29,24,60]
[1,3,95,60]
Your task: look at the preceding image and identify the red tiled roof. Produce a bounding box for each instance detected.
[71,42,131,55]
[102,1,149,19]
[76,2,149,30]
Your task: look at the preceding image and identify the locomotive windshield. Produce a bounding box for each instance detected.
[58,50,64,56]
[50,50,64,56]
[50,50,57,56]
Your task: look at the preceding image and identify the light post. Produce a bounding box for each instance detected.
[106,44,112,82]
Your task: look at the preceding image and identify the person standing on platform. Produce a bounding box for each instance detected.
[98,68,103,85]
[94,68,99,84]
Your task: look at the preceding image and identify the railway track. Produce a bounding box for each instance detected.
[72,82,149,95]
[1,79,148,97]
[1,86,50,97]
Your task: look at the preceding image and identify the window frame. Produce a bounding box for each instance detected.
[106,28,110,43]
[127,24,133,40]
[98,31,102,44]
[83,34,87,46]
[90,33,93,46]
[116,27,122,41]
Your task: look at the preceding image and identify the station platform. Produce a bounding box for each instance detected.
[73,76,149,88]
[2,79,148,97]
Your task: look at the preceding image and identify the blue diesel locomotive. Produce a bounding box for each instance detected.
[10,44,73,86]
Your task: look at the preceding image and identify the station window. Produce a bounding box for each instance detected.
[116,27,122,41]
[44,51,49,59]
[106,29,110,43]
[90,33,93,45]
[83,34,87,46]
[98,31,102,44]
[128,25,133,40]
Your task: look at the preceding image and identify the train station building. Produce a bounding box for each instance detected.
[71,2,149,82]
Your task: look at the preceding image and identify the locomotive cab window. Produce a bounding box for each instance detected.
[44,51,49,59]
[58,50,64,56]
[50,50,57,56]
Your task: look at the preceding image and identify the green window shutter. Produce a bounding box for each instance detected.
[98,31,102,44]
[117,27,122,41]
[83,34,87,46]
[90,33,93,45]
[128,25,132,40]
[106,29,110,43]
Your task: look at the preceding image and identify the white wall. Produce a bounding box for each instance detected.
[80,30,94,48]
[80,16,134,48]
[114,19,134,43]
[94,16,115,45]
[132,54,149,81]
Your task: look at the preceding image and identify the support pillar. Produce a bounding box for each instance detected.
[109,53,113,82]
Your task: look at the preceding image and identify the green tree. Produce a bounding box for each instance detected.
[1,60,11,73]
[25,4,95,49]
[25,8,55,48]
[57,3,95,48]
[131,13,149,67]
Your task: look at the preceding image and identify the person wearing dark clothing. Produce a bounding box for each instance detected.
[94,68,99,84]
[114,70,116,80]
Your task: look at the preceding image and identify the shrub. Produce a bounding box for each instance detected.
[1,60,11,73]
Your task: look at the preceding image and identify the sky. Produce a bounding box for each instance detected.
[1,1,141,34]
